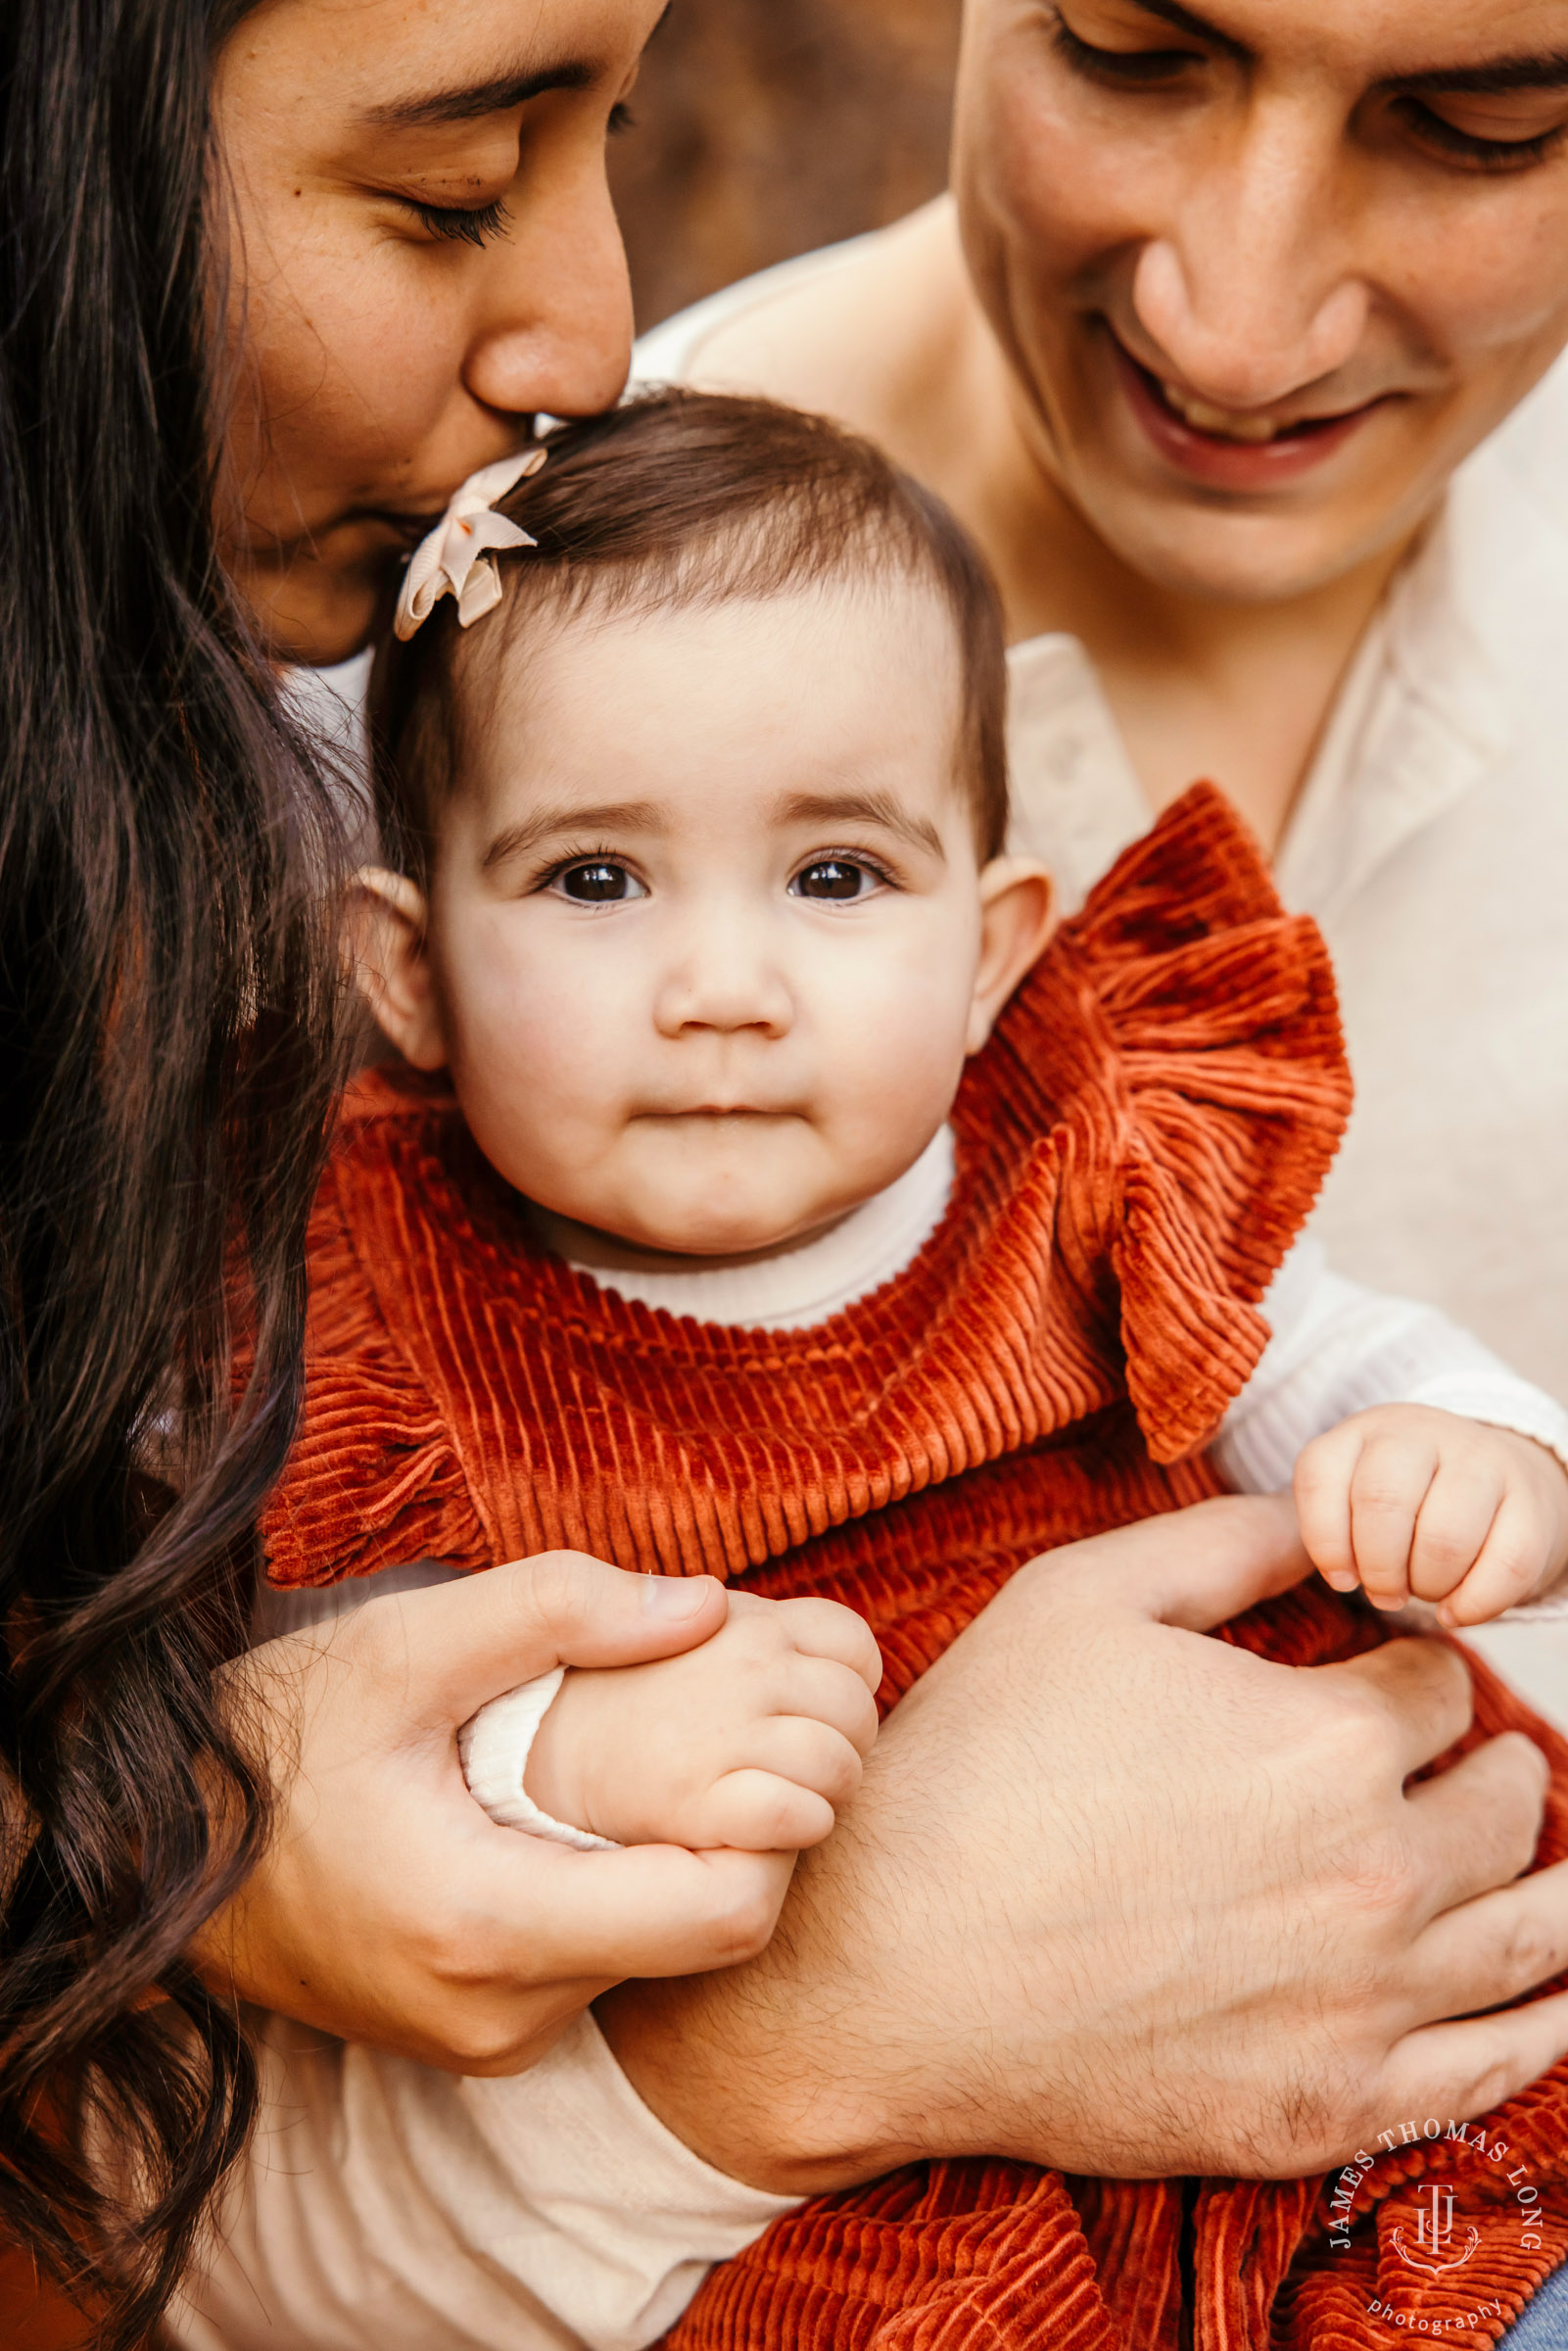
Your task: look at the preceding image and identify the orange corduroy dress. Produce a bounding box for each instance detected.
[264,786,1568,2350]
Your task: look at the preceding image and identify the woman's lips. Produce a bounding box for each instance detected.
[1109,334,1386,490]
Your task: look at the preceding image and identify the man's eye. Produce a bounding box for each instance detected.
[553,861,646,903]
[791,858,879,901]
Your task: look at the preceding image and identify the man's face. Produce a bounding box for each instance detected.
[952,0,1568,602]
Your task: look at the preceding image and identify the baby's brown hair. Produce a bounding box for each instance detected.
[371,389,1009,873]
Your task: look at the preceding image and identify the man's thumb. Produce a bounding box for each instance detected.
[1084,1494,1311,1632]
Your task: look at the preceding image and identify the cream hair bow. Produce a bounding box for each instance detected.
[394,447,547,640]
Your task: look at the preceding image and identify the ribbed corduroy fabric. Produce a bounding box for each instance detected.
[264,784,1568,2348]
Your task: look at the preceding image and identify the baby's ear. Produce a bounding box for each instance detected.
[350,867,449,1072]
[967,858,1056,1054]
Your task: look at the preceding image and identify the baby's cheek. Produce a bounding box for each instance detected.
[439,935,636,1189]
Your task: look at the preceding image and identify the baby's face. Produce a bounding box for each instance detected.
[363,577,1051,1257]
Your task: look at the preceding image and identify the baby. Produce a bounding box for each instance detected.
[232,390,1568,2351]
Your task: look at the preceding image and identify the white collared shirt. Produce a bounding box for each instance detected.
[637,235,1568,1409]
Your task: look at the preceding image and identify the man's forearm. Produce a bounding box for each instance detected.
[596,1749,942,2195]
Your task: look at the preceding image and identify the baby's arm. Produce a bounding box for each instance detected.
[462,1587,881,1852]
[1214,1240,1568,1627]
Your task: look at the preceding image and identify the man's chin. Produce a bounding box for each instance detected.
[1070,472,1421,609]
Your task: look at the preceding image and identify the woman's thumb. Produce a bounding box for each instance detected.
[356,1553,729,1725]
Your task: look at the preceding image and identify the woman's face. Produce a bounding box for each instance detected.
[214,0,662,662]
[952,0,1568,602]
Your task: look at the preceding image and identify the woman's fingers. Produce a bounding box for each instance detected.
[493,1841,799,2009]
[346,1554,730,1729]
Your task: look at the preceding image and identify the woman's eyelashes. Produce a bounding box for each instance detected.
[397,195,512,248]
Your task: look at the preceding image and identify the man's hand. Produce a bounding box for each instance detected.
[598,1496,1568,2189]
[197,1556,797,2073]
[1295,1404,1568,1628]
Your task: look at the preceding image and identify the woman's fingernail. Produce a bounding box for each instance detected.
[1322,1570,1358,1592]
[642,1573,716,1616]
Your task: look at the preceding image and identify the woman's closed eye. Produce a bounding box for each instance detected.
[396,195,512,249]
[789,854,893,903]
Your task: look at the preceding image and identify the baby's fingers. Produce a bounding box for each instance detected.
[761,1594,883,1692]
[1294,1421,1368,1594]
[1348,1426,1446,1609]
[1407,1454,1506,1606]
[1437,1491,1551,1628]
[698,1768,838,1852]
[777,1653,881,1755]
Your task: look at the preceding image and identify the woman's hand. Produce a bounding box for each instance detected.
[599,1496,1568,2189]
[194,1556,795,2074]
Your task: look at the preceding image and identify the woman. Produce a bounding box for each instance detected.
[6,2,1568,2346]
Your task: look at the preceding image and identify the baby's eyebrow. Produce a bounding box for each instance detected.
[482,799,664,871]
[776,791,945,861]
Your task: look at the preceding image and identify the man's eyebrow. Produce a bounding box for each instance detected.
[1392,53,1568,99]
[777,791,945,861]
[482,800,664,872]
[360,60,596,132]
[1122,0,1249,67]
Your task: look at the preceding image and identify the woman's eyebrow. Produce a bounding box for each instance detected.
[360,61,596,131]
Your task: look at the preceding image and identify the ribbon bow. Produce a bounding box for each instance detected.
[394,447,547,640]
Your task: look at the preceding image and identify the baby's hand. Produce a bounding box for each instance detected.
[522,1588,882,1849]
[1294,1405,1568,1628]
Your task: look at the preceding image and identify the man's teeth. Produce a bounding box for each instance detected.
[1161,382,1284,443]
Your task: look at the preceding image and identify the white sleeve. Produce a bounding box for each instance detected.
[1213,1239,1568,1620]
[170,2009,800,2351]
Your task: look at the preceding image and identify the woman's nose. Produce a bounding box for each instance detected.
[461,145,634,422]
[1130,101,1369,411]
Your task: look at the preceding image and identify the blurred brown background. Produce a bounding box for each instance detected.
[609,0,964,333]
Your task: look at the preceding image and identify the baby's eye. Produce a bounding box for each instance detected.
[790,858,882,902]
[551,860,647,903]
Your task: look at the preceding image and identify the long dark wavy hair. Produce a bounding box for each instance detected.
[0,2,354,2340]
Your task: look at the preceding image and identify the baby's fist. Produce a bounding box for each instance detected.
[1294,1404,1568,1627]
[524,1589,882,1850]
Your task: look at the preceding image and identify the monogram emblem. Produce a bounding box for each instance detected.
[1390,2184,1480,2276]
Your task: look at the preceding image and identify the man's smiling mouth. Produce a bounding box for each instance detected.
[1115,333,1389,447]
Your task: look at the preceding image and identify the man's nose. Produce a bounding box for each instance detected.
[1130,97,1369,411]
[461,144,634,423]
